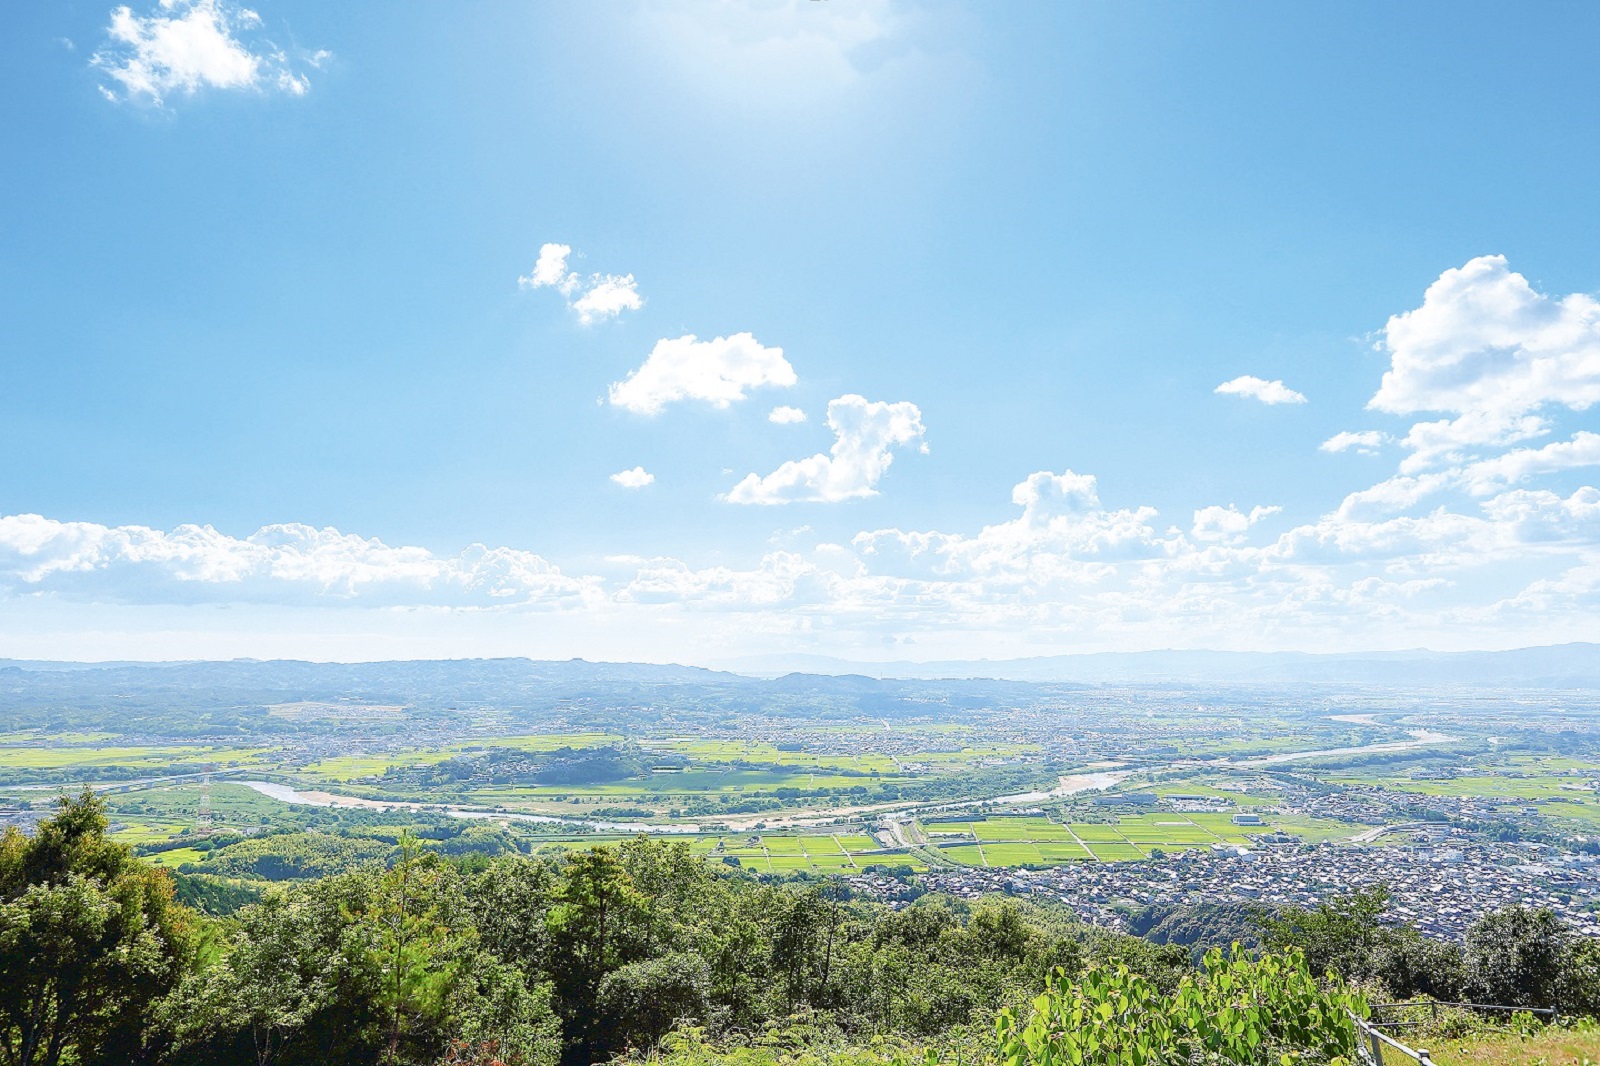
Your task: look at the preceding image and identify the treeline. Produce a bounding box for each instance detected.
[1255,884,1600,1011]
[0,792,1189,1066]
[5,791,1600,1066]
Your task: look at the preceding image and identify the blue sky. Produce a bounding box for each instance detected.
[2,1,1599,662]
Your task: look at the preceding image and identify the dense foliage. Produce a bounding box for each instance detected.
[0,793,196,1066]
[1257,885,1600,1013]
[985,947,1366,1066]
[5,793,1599,1066]
[0,794,1184,1066]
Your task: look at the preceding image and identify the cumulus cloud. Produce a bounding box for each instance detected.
[726,395,924,504]
[855,469,1172,582]
[1479,487,1600,543]
[610,466,655,489]
[519,242,642,324]
[1317,257,1600,521]
[1460,432,1600,496]
[1395,411,1549,474]
[15,256,1600,656]
[769,405,807,424]
[0,515,598,608]
[1191,505,1281,544]
[1320,431,1390,456]
[1214,375,1307,405]
[521,243,571,289]
[93,0,317,105]
[1334,472,1456,520]
[1372,254,1600,425]
[609,333,796,414]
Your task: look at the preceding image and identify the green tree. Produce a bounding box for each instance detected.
[595,951,712,1052]
[545,848,647,1063]
[375,834,461,1064]
[1464,906,1569,1009]
[1257,886,1391,980]
[1256,885,1475,1001]
[164,871,387,1066]
[445,958,560,1066]
[0,791,195,1066]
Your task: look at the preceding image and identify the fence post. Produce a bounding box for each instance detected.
[1368,1029,1384,1066]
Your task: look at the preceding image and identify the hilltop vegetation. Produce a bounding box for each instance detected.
[7,792,1600,1066]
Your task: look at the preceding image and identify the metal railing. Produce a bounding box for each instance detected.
[1369,999,1558,1029]
[1351,1000,1559,1064]
[1351,1010,1435,1065]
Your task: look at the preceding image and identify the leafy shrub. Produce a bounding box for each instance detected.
[985,946,1365,1066]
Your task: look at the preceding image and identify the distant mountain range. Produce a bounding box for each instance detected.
[710,643,1600,688]
[2,643,1597,697]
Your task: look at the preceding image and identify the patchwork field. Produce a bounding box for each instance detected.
[683,833,903,873]
[11,711,1577,879]
[915,810,1338,866]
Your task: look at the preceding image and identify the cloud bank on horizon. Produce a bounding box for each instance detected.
[6,256,1600,657]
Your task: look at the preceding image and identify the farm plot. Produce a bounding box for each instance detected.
[972,817,1079,842]
[981,842,1046,864]
[0,744,271,773]
[940,845,990,867]
[1182,813,1264,844]
[1068,824,1131,842]
[148,847,206,868]
[686,834,877,874]
[832,833,882,854]
[647,739,900,774]
[800,837,859,871]
[955,817,1112,865]
[1115,815,1221,845]
[759,836,812,872]
[942,814,1265,865]
[709,844,773,872]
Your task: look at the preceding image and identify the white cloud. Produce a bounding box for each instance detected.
[1316,258,1600,521]
[519,242,642,324]
[1395,412,1549,474]
[726,395,924,504]
[93,0,317,105]
[609,332,796,414]
[855,469,1172,580]
[13,256,1600,659]
[1191,504,1281,543]
[1320,430,1389,456]
[610,466,656,489]
[1479,488,1600,543]
[768,405,807,424]
[1460,432,1600,496]
[571,276,643,324]
[520,243,571,290]
[1214,375,1308,405]
[1372,254,1600,423]
[0,514,598,608]
[1334,472,1456,520]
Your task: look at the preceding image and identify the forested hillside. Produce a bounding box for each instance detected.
[4,792,1599,1066]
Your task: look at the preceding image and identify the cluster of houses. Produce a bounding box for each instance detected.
[906,839,1600,941]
